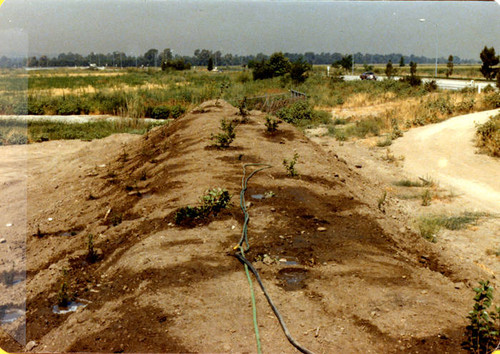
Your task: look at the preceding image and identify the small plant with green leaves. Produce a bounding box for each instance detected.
[283,153,299,177]
[416,216,440,243]
[265,115,280,133]
[211,118,236,148]
[175,188,231,226]
[86,234,98,263]
[390,118,403,140]
[57,268,71,307]
[238,97,249,117]
[421,189,432,206]
[200,188,231,215]
[463,280,500,353]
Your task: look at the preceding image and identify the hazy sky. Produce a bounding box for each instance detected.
[0,0,499,60]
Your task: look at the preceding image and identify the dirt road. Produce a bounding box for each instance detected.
[391,108,500,213]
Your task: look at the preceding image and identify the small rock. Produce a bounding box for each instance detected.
[231,225,236,230]
[262,255,273,265]
[355,164,362,168]
[48,218,53,221]
[279,258,287,263]
[317,227,327,232]
[399,227,406,233]
[454,282,462,289]
[0,238,5,244]
[421,290,428,294]
[270,207,276,212]
[5,223,12,227]
[26,341,37,351]
[246,202,252,208]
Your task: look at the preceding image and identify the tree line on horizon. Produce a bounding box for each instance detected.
[0,48,476,69]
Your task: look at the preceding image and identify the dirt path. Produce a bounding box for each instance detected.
[391,109,500,213]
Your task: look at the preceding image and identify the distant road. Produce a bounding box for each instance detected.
[343,75,496,92]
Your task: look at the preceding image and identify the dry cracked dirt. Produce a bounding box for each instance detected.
[0,100,498,353]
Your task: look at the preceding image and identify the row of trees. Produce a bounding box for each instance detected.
[1,49,475,69]
[249,52,311,83]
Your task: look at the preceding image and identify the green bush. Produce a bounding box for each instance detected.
[283,153,299,177]
[463,280,500,353]
[265,115,279,133]
[344,117,383,138]
[483,92,500,109]
[174,188,231,225]
[7,132,28,145]
[424,80,438,92]
[476,114,500,157]
[170,104,186,118]
[276,100,313,124]
[211,118,236,148]
[151,105,170,119]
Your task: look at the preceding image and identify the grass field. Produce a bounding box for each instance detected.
[0,118,165,145]
[0,66,498,145]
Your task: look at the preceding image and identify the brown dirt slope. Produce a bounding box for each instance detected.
[1,100,489,353]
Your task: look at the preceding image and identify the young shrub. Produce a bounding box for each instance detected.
[86,234,99,263]
[265,115,280,133]
[150,105,170,119]
[463,280,500,353]
[424,80,438,92]
[390,118,403,140]
[170,104,186,118]
[200,188,231,214]
[238,97,249,117]
[211,118,236,148]
[57,268,71,307]
[174,188,231,226]
[376,137,392,147]
[276,100,313,124]
[283,153,299,177]
[421,189,432,206]
[475,114,500,157]
[417,216,440,243]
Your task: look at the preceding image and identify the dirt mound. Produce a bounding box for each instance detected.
[1,100,489,352]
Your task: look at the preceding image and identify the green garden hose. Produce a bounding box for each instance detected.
[234,163,315,354]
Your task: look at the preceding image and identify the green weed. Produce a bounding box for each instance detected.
[283,153,299,177]
[421,189,432,206]
[265,115,280,133]
[416,216,440,243]
[211,118,236,148]
[463,280,500,353]
[174,188,231,226]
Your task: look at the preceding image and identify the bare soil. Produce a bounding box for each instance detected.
[0,100,496,353]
